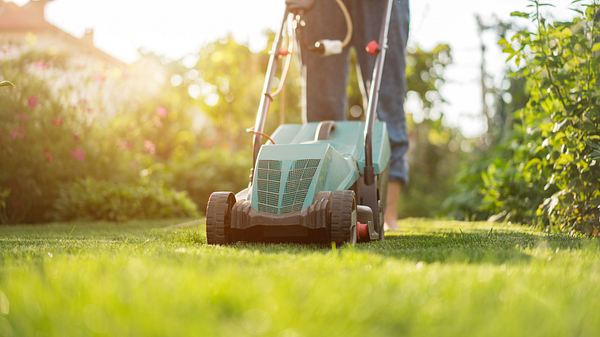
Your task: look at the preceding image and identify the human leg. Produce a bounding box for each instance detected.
[350,0,410,229]
[302,0,351,121]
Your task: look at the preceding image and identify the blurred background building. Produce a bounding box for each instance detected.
[0,0,122,66]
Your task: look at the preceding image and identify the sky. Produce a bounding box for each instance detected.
[11,0,577,137]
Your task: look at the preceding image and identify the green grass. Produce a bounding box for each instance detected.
[0,219,599,337]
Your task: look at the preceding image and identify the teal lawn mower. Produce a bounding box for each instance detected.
[206,0,395,245]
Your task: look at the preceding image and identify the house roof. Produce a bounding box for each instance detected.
[0,0,125,66]
[0,1,52,30]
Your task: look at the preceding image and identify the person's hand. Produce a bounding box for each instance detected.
[285,0,315,11]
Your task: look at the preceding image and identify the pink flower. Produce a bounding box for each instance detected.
[52,117,64,127]
[27,96,38,109]
[70,147,86,161]
[156,106,168,118]
[44,148,54,163]
[9,127,25,140]
[33,61,49,70]
[117,139,132,150]
[144,140,156,155]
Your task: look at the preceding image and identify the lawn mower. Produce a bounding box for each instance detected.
[206,0,395,245]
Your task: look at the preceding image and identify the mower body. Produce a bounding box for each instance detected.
[226,120,390,243]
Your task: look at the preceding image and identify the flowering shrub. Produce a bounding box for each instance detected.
[0,45,201,223]
[0,50,84,222]
[0,38,255,223]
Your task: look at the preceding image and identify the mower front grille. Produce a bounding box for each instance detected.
[281,159,320,213]
[256,160,282,214]
[255,159,320,214]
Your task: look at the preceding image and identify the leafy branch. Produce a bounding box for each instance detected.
[529,0,570,111]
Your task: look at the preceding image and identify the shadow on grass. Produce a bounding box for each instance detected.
[228,230,588,265]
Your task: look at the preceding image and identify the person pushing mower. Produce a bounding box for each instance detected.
[286,0,410,230]
[205,0,408,245]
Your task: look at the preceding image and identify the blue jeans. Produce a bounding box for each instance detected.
[302,0,410,184]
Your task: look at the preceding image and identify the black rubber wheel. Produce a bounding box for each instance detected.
[330,191,357,245]
[206,192,235,245]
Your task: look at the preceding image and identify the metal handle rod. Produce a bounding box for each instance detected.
[252,10,290,169]
[363,0,394,185]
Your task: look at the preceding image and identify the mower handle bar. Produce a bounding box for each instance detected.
[363,0,394,185]
[252,10,290,171]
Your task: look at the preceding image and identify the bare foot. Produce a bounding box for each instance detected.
[384,181,401,231]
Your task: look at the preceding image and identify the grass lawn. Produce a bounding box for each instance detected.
[0,219,599,337]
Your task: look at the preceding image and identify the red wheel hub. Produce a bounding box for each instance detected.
[357,222,369,241]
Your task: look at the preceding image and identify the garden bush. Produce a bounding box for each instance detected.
[448,1,599,235]
[162,148,251,212]
[0,46,144,223]
[52,178,198,222]
[1,50,88,223]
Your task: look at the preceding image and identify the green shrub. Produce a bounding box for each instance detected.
[0,46,200,223]
[52,178,198,222]
[0,50,84,223]
[448,1,599,235]
[162,148,251,212]
[400,118,469,218]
